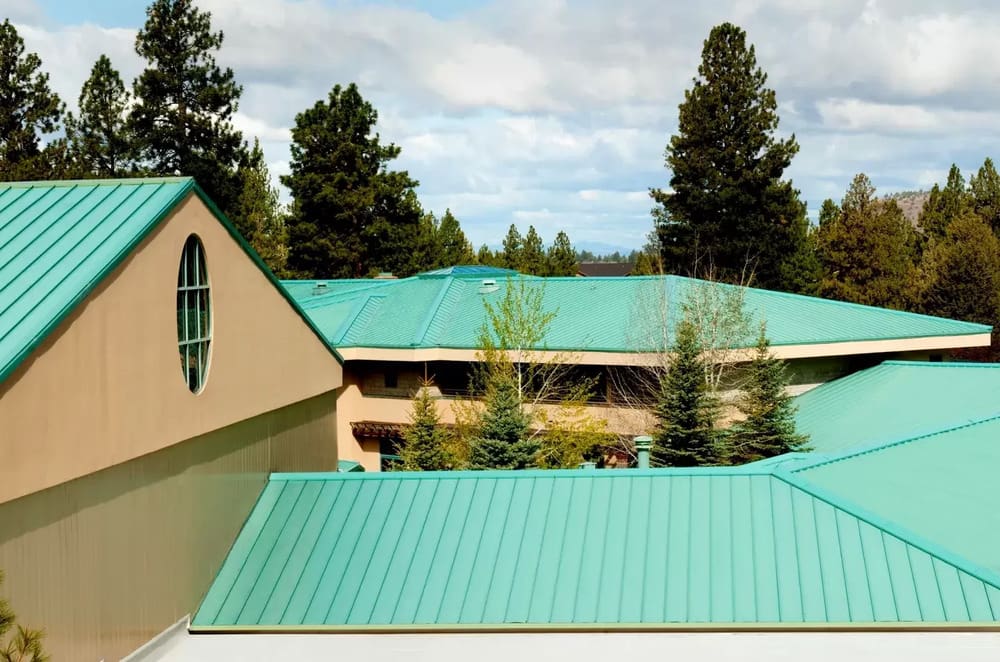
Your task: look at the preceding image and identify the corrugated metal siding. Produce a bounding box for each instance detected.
[795,361,1000,453]
[0,179,193,382]
[193,470,1000,628]
[0,393,337,662]
[283,275,990,353]
[792,415,1000,577]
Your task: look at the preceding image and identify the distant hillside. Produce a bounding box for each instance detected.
[885,190,930,225]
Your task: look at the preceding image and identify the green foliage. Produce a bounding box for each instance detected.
[0,19,66,181]
[66,55,133,177]
[631,251,657,275]
[283,83,422,279]
[651,318,719,467]
[437,209,475,267]
[919,211,1000,334]
[818,198,840,227]
[232,139,289,275]
[778,219,821,296]
[651,22,806,290]
[918,164,970,239]
[400,383,452,471]
[728,325,809,464]
[0,570,47,662]
[468,375,538,470]
[501,224,523,270]
[970,158,1000,235]
[535,400,609,469]
[521,225,546,275]
[477,244,498,267]
[129,0,245,215]
[546,231,577,276]
[816,173,918,309]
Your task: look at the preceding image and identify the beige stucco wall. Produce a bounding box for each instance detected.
[0,392,337,662]
[0,192,342,503]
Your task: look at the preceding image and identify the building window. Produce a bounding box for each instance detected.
[177,235,211,392]
[384,370,398,389]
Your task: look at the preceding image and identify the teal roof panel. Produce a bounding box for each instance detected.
[282,275,990,353]
[794,361,1000,454]
[193,469,1000,629]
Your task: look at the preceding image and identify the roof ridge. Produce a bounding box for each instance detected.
[881,360,1000,368]
[774,471,1000,592]
[0,176,193,188]
[411,276,457,346]
[268,466,779,481]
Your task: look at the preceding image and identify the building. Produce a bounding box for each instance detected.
[576,261,633,277]
[283,271,991,470]
[0,178,343,660]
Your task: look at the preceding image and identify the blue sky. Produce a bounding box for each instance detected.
[10,0,1000,253]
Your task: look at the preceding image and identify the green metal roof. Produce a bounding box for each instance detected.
[0,178,341,383]
[792,415,1000,578]
[192,468,1000,630]
[794,361,1000,454]
[282,274,990,353]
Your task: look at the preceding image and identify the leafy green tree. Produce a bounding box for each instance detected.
[728,325,809,464]
[631,251,656,275]
[437,209,475,266]
[545,230,576,276]
[0,19,66,181]
[521,225,546,275]
[468,375,537,470]
[400,383,452,471]
[918,164,970,239]
[651,318,719,467]
[0,570,47,661]
[283,83,422,278]
[535,400,608,469]
[66,55,133,177]
[231,138,289,275]
[816,173,917,309]
[970,158,1000,235]
[651,22,806,290]
[129,0,245,214]
[501,224,524,271]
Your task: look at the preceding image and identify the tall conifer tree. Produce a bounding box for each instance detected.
[970,158,1000,235]
[232,138,288,275]
[400,384,452,471]
[521,225,546,275]
[546,231,577,276]
[501,224,524,271]
[67,55,132,177]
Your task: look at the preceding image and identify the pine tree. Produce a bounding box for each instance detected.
[400,383,451,471]
[816,173,917,309]
[651,22,806,290]
[0,19,66,181]
[231,138,289,275]
[0,570,47,661]
[545,231,576,276]
[437,209,475,267]
[66,55,133,177]
[468,375,538,470]
[778,221,821,295]
[970,158,1000,235]
[477,244,497,266]
[651,319,719,467]
[818,198,840,227]
[501,224,524,271]
[521,225,546,275]
[631,251,656,275]
[729,325,808,464]
[129,0,245,214]
[282,83,423,278]
[918,164,970,239]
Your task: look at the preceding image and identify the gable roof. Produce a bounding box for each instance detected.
[282,274,990,355]
[794,361,1000,454]
[790,415,1000,577]
[576,262,633,277]
[0,178,341,384]
[192,467,1000,631]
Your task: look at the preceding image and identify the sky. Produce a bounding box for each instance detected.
[6,0,1000,253]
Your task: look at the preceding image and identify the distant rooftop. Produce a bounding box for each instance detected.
[576,262,633,277]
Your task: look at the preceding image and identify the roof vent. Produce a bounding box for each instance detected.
[374,272,397,280]
[311,282,329,296]
[479,279,499,294]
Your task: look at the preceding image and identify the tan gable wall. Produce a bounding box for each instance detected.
[0,192,342,503]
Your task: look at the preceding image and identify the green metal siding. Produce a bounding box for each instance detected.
[794,361,1000,453]
[284,275,990,353]
[193,469,1000,629]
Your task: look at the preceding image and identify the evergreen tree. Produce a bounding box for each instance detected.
[651,319,719,467]
[817,198,840,228]
[918,164,970,239]
[501,224,524,271]
[778,221,821,295]
[477,244,497,266]
[728,325,808,464]
[0,570,47,661]
[631,251,656,275]
[0,19,65,181]
[400,383,451,471]
[545,231,576,276]
[919,211,1000,333]
[970,158,1000,235]
[521,225,546,275]
[468,375,538,470]
[651,22,806,290]
[409,212,442,274]
[282,83,422,278]
[231,138,289,275]
[437,209,474,266]
[129,0,245,214]
[66,55,132,177]
[816,174,917,309]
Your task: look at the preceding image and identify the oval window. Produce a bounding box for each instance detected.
[177,235,211,392]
